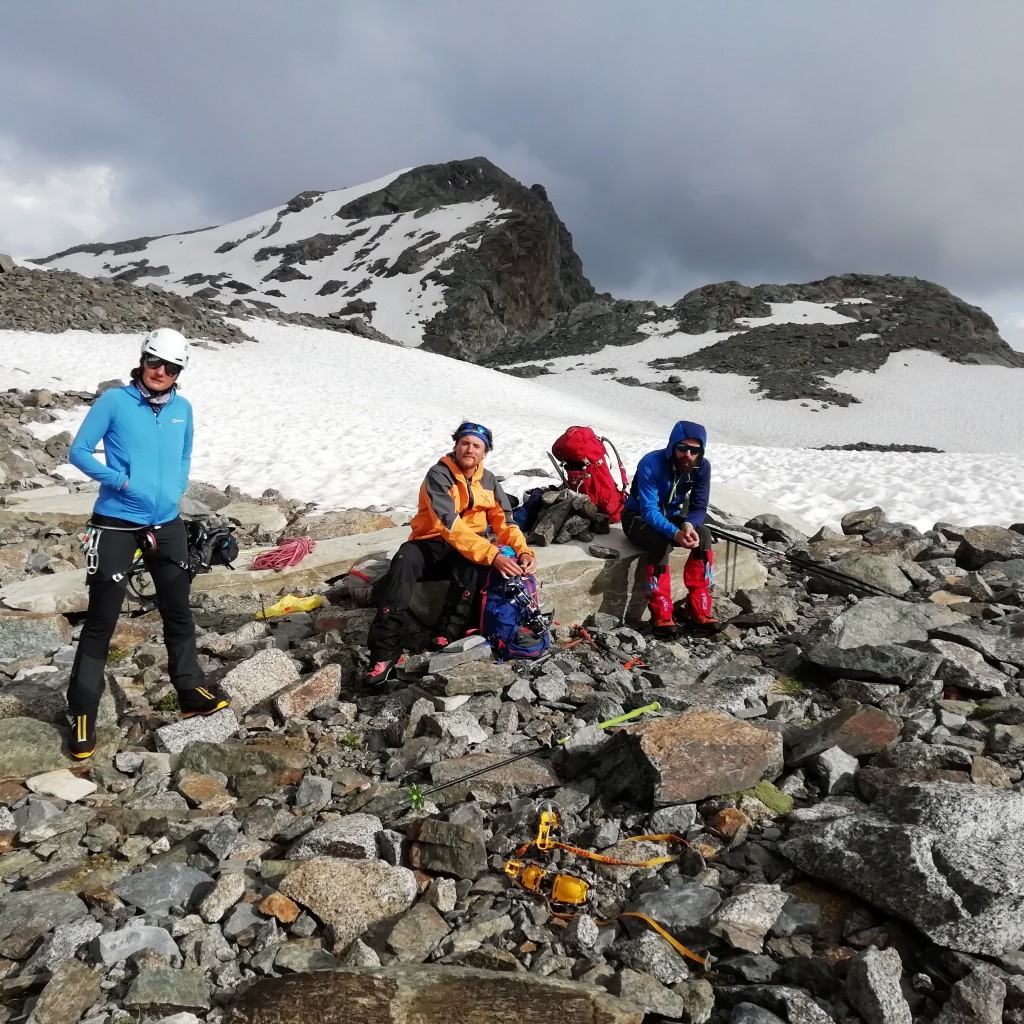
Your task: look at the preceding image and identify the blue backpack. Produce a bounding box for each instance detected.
[478,548,553,660]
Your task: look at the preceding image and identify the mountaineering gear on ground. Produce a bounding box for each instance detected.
[185,520,239,576]
[255,594,325,619]
[682,547,717,625]
[69,384,193,526]
[477,548,552,659]
[178,685,230,717]
[503,807,712,971]
[550,426,628,522]
[623,420,710,539]
[407,456,534,566]
[345,557,391,606]
[452,421,494,450]
[141,327,191,372]
[250,536,312,571]
[366,538,480,665]
[364,655,401,688]
[708,522,905,598]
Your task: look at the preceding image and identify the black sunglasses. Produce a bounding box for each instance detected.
[143,355,183,376]
[674,443,703,455]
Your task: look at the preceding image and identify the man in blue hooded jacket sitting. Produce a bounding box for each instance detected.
[622,420,716,637]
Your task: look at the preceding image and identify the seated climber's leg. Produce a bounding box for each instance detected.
[621,509,681,638]
[680,524,717,626]
[431,550,480,645]
[365,539,447,684]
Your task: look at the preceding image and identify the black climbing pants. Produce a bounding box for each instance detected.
[366,538,480,661]
[67,514,202,716]
[621,510,713,568]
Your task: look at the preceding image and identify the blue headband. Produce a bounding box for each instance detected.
[453,422,493,450]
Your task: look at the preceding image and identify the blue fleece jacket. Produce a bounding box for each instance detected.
[69,384,193,526]
[624,420,711,539]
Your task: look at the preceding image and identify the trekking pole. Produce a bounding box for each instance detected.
[707,523,904,598]
[547,452,569,486]
[406,702,661,809]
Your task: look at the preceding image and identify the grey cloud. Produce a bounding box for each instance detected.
[2,0,1023,311]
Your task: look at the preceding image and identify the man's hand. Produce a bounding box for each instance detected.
[517,551,537,574]
[492,552,525,577]
[674,523,699,549]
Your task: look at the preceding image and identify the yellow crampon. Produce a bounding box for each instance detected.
[503,807,713,969]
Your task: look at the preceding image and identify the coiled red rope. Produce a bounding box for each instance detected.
[250,537,315,571]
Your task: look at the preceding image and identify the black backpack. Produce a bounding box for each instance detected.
[185,519,239,577]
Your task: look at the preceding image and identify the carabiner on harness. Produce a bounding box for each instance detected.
[82,526,101,577]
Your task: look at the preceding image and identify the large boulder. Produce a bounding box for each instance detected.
[0,610,71,659]
[225,965,642,1024]
[0,718,67,779]
[278,859,418,949]
[957,526,1024,570]
[287,509,397,540]
[822,596,965,649]
[595,709,783,807]
[781,781,1024,954]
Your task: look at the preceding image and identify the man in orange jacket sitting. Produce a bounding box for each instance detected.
[364,421,537,687]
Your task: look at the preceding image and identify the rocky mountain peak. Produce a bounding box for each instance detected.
[331,156,597,362]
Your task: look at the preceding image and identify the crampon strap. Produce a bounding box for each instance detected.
[511,827,713,968]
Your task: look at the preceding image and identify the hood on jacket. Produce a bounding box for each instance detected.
[664,420,708,457]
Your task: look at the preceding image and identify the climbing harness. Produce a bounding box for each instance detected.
[503,807,714,969]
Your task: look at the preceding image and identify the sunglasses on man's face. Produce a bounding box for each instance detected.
[143,355,183,376]
[674,443,703,455]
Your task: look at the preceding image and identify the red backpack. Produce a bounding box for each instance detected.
[550,426,628,523]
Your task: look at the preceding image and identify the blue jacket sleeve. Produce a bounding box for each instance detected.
[684,460,711,527]
[68,393,128,491]
[635,455,680,540]
[179,405,193,497]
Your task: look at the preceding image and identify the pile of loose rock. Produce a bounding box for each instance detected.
[0,260,395,347]
[523,488,612,547]
[1,499,1024,1023]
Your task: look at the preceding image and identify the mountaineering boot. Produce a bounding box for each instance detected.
[682,550,718,627]
[364,654,401,688]
[68,710,97,760]
[167,639,205,692]
[178,685,230,718]
[66,649,108,761]
[645,564,682,639]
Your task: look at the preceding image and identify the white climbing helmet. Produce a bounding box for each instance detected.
[141,327,190,372]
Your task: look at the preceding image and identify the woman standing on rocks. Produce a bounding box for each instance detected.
[65,328,228,760]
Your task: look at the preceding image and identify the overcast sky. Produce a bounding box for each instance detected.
[3,1,1024,345]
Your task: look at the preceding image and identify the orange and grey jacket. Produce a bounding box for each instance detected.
[408,455,535,566]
